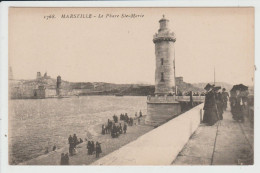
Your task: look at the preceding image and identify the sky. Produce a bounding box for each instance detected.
[9,7,254,85]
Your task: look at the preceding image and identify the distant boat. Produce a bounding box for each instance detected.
[115,93,123,96]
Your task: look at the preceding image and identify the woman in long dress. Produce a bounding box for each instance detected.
[215,87,223,120]
[203,84,219,126]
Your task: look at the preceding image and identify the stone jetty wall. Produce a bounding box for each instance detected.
[92,103,204,165]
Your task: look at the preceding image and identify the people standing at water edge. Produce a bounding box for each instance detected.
[91,141,95,154]
[101,124,105,135]
[60,153,69,165]
[221,88,229,111]
[123,123,127,134]
[73,134,78,147]
[95,142,102,158]
[60,153,65,165]
[68,135,74,156]
[139,110,142,117]
[202,83,219,126]
[52,145,56,151]
[119,123,123,134]
[64,153,69,165]
[87,141,92,155]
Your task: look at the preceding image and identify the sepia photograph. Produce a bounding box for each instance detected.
[6,6,254,166]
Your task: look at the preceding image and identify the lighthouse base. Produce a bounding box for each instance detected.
[145,96,181,127]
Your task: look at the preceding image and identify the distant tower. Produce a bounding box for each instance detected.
[145,16,181,126]
[36,72,42,79]
[56,75,61,96]
[153,15,176,95]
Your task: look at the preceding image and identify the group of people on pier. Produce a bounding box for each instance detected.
[68,134,83,156]
[101,111,143,138]
[87,141,102,158]
[60,153,69,165]
[102,118,128,138]
[202,83,229,126]
[203,83,249,125]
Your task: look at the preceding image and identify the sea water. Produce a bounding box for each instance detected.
[9,96,147,164]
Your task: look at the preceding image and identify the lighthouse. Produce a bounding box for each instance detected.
[145,16,181,126]
[153,15,176,95]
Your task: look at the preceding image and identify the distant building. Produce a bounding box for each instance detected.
[10,84,45,99]
[33,85,46,99]
[36,72,51,80]
[36,72,42,79]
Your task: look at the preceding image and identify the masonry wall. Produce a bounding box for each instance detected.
[146,102,181,126]
[92,103,204,165]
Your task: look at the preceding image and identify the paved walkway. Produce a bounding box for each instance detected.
[172,107,254,165]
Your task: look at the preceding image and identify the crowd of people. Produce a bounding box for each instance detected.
[61,133,102,165]
[202,83,229,126]
[68,134,83,156]
[60,110,144,165]
[101,111,143,138]
[203,83,249,126]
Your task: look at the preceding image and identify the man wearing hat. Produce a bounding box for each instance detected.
[203,83,219,125]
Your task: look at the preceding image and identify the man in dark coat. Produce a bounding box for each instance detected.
[214,86,223,120]
[87,141,91,155]
[72,134,78,147]
[68,135,74,156]
[95,142,102,158]
[203,83,219,126]
[91,141,95,154]
[101,124,105,135]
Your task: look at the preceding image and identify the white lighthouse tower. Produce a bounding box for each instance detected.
[145,16,181,126]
